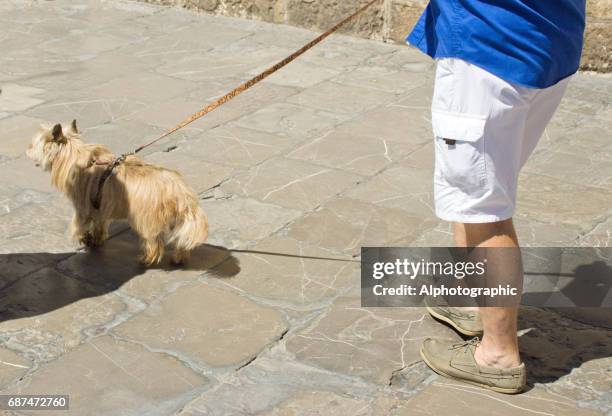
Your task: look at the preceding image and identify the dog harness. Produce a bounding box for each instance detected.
[91,152,132,210]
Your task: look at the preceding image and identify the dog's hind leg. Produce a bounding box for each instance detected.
[168,210,208,266]
[140,236,164,266]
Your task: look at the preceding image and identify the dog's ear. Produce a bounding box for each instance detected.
[69,119,78,134]
[51,123,65,142]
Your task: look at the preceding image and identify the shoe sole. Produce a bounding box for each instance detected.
[426,305,483,337]
[420,346,524,394]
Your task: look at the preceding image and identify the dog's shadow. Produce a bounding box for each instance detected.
[0,226,240,323]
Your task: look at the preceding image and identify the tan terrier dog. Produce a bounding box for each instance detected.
[26,121,208,266]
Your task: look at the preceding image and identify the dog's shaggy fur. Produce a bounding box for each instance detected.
[26,121,208,265]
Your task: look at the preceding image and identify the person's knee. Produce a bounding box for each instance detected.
[457,218,517,246]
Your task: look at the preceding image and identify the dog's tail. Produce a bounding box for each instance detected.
[167,206,209,251]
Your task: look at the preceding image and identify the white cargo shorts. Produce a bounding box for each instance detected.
[432,58,570,223]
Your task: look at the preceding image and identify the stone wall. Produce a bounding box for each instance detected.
[140,0,611,72]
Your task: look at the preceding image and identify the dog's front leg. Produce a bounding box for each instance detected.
[90,219,110,247]
[70,213,94,248]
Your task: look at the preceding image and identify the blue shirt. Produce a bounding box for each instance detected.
[407,1,586,88]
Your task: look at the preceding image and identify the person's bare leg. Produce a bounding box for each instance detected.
[454,219,522,369]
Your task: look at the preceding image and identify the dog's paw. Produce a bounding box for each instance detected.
[138,254,158,267]
[170,257,184,267]
[91,233,107,248]
[79,232,107,249]
[171,251,190,266]
[79,232,93,247]
[79,232,97,249]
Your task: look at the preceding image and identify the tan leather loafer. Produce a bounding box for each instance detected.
[420,338,526,394]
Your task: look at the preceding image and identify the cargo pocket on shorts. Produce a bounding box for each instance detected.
[432,111,487,194]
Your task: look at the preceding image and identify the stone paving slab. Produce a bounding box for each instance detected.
[0,1,611,415]
[402,380,603,416]
[3,335,208,416]
[112,282,288,368]
[221,157,363,212]
[284,291,457,385]
[285,197,438,254]
[212,236,358,310]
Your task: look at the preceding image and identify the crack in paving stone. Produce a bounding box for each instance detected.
[234,328,289,373]
[176,342,419,416]
[107,331,217,379]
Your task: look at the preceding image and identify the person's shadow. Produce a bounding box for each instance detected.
[519,305,612,386]
[0,226,240,322]
[518,259,612,387]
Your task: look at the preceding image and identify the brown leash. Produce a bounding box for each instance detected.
[92,0,380,210]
